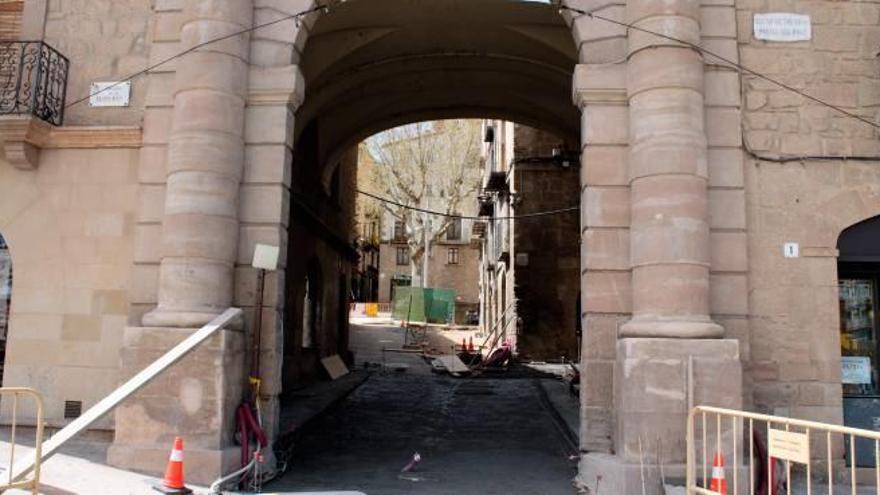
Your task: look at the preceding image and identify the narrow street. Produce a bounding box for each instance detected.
[271,323,578,494]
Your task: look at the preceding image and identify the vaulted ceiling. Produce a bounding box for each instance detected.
[294,0,579,174]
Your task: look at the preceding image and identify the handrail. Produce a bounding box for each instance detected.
[9,307,242,482]
[686,404,880,495]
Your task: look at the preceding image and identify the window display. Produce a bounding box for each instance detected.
[839,278,879,396]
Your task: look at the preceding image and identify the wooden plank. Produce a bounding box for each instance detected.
[10,308,243,482]
[321,355,350,380]
[435,355,469,374]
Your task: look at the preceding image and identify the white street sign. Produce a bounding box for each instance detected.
[754,13,811,42]
[89,81,131,107]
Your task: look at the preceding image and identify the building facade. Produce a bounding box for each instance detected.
[478,120,581,359]
[0,0,879,491]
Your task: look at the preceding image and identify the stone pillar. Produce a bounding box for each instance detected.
[142,0,252,328]
[619,0,720,339]
[576,2,743,493]
[109,0,252,484]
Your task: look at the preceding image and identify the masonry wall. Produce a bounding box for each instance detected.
[42,0,152,126]
[737,0,880,423]
[512,125,581,360]
[0,147,139,427]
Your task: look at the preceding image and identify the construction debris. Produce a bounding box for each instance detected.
[320,355,350,380]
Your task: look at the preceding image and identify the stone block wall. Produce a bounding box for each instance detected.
[514,161,581,360]
[0,146,139,427]
[738,0,880,423]
[41,0,152,125]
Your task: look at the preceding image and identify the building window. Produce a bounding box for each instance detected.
[447,247,460,265]
[396,247,410,266]
[447,218,462,241]
[394,221,405,241]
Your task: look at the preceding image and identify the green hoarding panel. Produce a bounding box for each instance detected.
[392,287,456,323]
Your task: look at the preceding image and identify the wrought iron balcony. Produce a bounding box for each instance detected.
[0,41,69,126]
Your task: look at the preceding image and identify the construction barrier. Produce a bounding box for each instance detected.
[686,405,880,494]
[0,387,44,495]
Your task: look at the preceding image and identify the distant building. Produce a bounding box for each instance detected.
[477,120,580,359]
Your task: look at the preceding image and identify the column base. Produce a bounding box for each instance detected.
[619,318,724,338]
[108,326,246,485]
[576,453,749,495]
[576,338,743,494]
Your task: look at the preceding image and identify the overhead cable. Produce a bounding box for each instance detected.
[357,189,578,220]
[559,4,880,130]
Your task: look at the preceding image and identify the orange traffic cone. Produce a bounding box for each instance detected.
[709,451,727,494]
[154,437,192,494]
[461,338,467,352]
[468,337,474,353]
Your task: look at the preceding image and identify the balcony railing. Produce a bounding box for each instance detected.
[0,41,68,126]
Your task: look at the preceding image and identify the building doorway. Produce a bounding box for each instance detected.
[838,216,880,466]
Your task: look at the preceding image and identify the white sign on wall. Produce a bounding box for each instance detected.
[842,356,872,385]
[783,242,800,258]
[89,81,131,107]
[754,13,812,42]
[768,428,810,464]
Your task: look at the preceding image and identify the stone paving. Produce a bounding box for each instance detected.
[271,372,578,494]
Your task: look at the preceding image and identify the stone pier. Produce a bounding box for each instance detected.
[577,0,742,492]
[108,0,253,484]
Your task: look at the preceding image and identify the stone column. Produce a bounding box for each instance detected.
[619,0,721,339]
[577,2,743,493]
[142,0,252,328]
[109,0,252,484]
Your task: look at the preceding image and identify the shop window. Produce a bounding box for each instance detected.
[839,278,879,396]
[447,247,460,265]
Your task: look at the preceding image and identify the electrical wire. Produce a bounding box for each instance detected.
[357,189,578,220]
[558,4,880,130]
[64,4,329,109]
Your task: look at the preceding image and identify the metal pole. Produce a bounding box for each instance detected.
[250,268,266,399]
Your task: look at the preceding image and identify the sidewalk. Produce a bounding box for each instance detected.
[0,429,174,494]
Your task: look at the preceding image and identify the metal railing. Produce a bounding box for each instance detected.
[687,405,880,495]
[0,387,44,494]
[0,41,68,126]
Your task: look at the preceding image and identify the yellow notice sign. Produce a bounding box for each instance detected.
[768,428,810,464]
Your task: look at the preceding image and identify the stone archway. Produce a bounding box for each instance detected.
[111,1,747,491]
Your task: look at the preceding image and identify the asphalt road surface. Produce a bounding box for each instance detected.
[271,372,578,494]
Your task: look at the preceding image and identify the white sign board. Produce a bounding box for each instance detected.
[768,428,810,464]
[754,13,812,42]
[842,356,872,384]
[783,242,800,258]
[252,244,280,270]
[88,82,131,107]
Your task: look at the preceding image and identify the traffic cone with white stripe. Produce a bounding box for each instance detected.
[709,451,727,494]
[154,436,192,494]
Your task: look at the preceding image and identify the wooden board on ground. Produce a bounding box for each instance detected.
[434,355,469,374]
[321,355,350,380]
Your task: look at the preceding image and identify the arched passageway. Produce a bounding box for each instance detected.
[283,0,580,391]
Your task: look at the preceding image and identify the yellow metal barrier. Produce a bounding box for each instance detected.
[0,387,43,494]
[687,405,880,495]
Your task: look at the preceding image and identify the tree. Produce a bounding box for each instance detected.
[365,120,481,284]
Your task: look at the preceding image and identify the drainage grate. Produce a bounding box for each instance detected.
[63,400,82,419]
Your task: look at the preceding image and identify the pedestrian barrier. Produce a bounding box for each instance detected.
[0,387,44,495]
[687,405,880,494]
